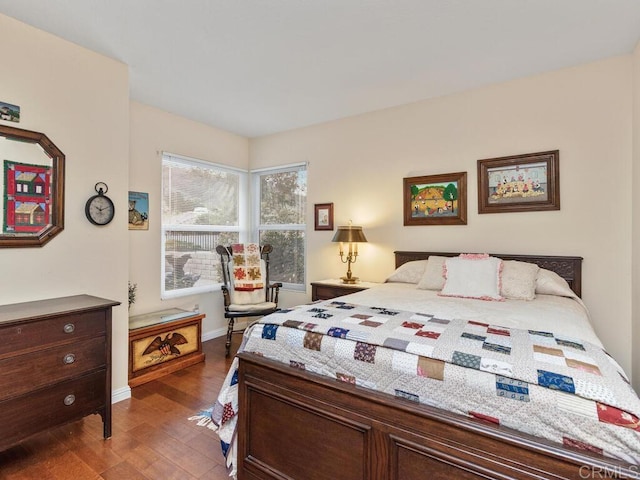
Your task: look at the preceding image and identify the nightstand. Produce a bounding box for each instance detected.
[310,279,379,301]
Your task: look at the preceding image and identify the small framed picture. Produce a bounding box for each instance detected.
[128,191,149,230]
[0,101,20,123]
[314,203,334,231]
[403,172,467,226]
[477,150,559,214]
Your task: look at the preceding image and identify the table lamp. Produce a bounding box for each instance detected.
[331,223,367,284]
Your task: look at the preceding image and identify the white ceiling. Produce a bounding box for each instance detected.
[2,1,640,138]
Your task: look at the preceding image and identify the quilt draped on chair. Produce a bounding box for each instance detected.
[230,243,264,291]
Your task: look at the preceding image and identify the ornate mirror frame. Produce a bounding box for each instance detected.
[0,124,65,248]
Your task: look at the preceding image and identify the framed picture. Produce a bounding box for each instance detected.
[128,191,149,230]
[403,172,467,226]
[0,101,20,123]
[3,160,52,233]
[477,150,559,214]
[314,203,334,230]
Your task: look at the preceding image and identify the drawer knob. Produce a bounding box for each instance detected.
[63,394,76,406]
[63,353,76,364]
[63,323,75,334]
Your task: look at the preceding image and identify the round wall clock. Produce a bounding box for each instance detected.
[85,182,115,226]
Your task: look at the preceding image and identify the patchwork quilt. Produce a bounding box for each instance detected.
[230,243,263,291]
[191,300,640,477]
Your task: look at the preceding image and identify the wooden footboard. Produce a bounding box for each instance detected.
[237,353,638,480]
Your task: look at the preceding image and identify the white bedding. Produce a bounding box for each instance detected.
[342,282,603,347]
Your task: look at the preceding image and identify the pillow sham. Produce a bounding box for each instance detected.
[416,256,447,290]
[439,255,503,301]
[500,260,539,301]
[385,260,428,284]
[535,268,575,298]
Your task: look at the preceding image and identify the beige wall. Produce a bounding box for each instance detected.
[633,44,640,388]
[128,102,250,336]
[3,11,639,390]
[0,14,130,394]
[251,56,636,377]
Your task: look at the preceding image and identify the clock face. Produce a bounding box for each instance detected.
[86,195,115,225]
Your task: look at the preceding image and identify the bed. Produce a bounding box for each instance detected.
[202,252,640,479]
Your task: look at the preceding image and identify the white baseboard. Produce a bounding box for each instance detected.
[203,318,256,343]
[112,385,132,404]
[202,327,226,342]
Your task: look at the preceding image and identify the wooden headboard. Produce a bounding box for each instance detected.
[394,251,583,297]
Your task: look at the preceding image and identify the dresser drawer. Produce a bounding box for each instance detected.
[0,370,106,452]
[0,336,106,401]
[0,310,106,358]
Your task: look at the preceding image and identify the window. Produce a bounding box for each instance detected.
[161,152,247,298]
[252,163,307,290]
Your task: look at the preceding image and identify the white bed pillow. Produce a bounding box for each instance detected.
[416,256,447,290]
[385,260,428,284]
[500,260,539,301]
[536,268,575,298]
[439,255,503,301]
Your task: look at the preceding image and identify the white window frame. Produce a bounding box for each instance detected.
[251,162,307,292]
[161,152,248,299]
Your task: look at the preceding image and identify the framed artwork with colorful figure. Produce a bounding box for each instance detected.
[403,172,467,226]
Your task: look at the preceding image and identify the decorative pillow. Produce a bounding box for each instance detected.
[385,260,428,284]
[500,260,539,301]
[416,256,448,290]
[439,255,503,301]
[535,268,575,298]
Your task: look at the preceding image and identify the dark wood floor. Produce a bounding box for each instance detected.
[0,335,240,480]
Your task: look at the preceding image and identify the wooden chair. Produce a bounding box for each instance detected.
[215,244,282,356]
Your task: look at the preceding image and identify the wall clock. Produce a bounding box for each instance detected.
[85,182,115,226]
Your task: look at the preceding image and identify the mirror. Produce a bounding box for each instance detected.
[0,124,65,247]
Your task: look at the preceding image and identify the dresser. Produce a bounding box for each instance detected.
[0,294,120,452]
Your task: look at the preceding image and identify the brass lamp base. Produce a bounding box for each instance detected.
[340,276,359,284]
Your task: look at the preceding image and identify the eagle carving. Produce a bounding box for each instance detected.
[142,332,188,356]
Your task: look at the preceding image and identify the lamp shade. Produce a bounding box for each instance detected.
[332,225,367,243]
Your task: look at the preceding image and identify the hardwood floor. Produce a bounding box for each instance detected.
[0,335,240,480]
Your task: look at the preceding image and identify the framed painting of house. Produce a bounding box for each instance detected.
[3,160,52,234]
[403,172,467,226]
[477,150,559,214]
